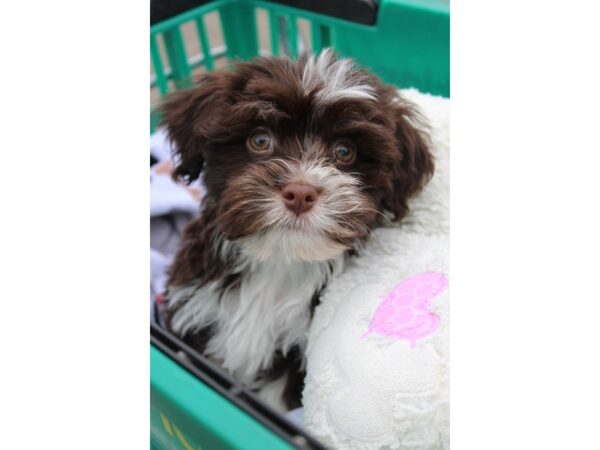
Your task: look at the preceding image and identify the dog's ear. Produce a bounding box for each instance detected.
[384,98,434,220]
[160,72,230,183]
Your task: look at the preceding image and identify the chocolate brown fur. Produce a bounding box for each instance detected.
[160,51,433,410]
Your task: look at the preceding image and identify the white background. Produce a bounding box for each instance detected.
[1,0,600,448]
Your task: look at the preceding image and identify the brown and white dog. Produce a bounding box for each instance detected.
[161,50,434,412]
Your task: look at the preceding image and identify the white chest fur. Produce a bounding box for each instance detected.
[169,256,344,387]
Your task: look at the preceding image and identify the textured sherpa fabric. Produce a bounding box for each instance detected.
[303,89,449,450]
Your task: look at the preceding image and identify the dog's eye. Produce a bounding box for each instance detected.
[247,131,273,154]
[333,144,356,165]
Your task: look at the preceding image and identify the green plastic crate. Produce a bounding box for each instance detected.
[150,1,449,448]
[150,0,449,130]
[151,325,313,449]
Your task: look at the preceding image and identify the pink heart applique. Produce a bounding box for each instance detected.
[362,272,448,347]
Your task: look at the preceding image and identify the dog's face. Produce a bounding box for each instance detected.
[162,50,433,263]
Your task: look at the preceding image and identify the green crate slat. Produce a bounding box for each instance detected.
[220,1,259,61]
[310,22,327,54]
[194,16,215,71]
[150,35,169,95]
[286,15,298,58]
[163,26,193,90]
[151,345,294,450]
[268,9,281,56]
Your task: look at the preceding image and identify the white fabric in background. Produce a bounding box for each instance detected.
[150,129,202,309]
[150,171,199,218]
[150,128,174,163]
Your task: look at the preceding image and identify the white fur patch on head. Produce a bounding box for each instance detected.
[301,48,376,104]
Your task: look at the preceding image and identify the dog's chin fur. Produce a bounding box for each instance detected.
[238,229,349,264]
[160,50,434,412]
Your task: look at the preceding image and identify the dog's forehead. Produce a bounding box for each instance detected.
[239,51,378,117]
[297,50,377,103]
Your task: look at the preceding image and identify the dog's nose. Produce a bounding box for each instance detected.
[281,183,319,215]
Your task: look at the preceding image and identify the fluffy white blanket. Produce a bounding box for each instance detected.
[303,89,450,450]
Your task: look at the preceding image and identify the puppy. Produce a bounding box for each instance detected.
[161,50,433,412]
